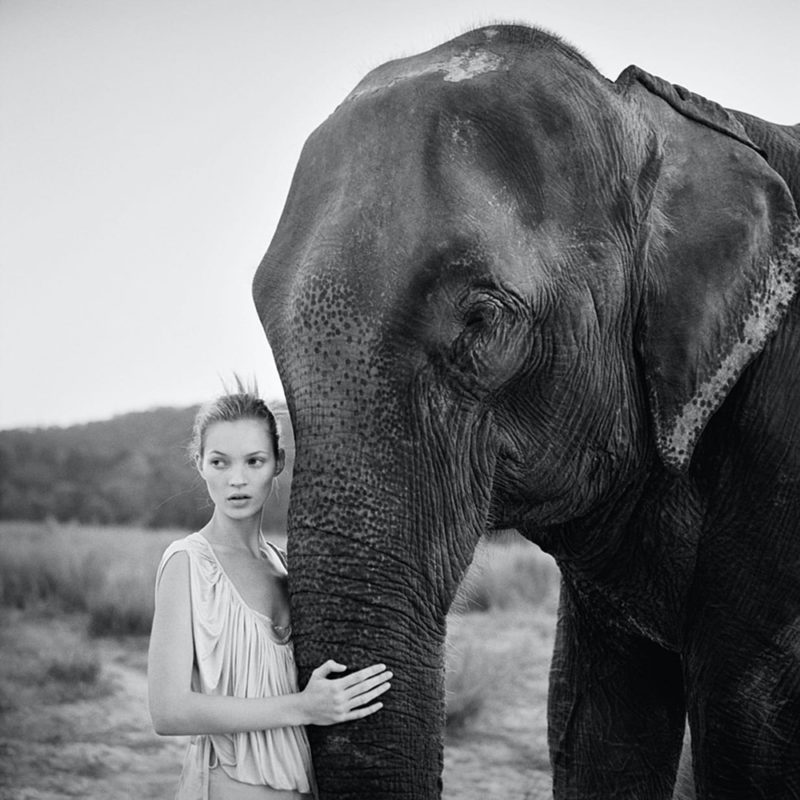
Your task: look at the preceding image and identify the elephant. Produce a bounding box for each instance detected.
[252,24,800,800]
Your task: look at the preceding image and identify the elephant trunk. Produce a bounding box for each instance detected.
[287,428,453,800]
[291,560,445,798]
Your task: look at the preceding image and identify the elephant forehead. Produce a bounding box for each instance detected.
[345,42,506,103]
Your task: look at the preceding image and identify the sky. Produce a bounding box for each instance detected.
[1,0,797,430]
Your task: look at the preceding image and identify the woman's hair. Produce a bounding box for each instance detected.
[189,377,280,461]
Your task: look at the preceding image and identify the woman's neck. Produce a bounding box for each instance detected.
[202,511,263,557]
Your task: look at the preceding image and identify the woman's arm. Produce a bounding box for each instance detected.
[147,552,391,736]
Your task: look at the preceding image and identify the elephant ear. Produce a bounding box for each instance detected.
[617,66,800,473]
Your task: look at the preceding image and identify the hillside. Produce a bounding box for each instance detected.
[0,404,293,530]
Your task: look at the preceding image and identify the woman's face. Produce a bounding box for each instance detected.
[198,418,284,522]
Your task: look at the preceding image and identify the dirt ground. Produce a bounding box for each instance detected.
[0,610,184,800]
[0,608,555,800]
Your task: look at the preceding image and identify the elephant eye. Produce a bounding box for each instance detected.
[445,286,534,390]
[463,298,500,329]
[449,298,501,368]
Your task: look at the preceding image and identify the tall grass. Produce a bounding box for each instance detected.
[453,533,561,613]
[445,640,492,732]
[0,609,114,709]
[1,521,559,649]
[445,533,560,731]
[0,521,179,636]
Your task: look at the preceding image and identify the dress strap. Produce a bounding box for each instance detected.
[262,539,289,572]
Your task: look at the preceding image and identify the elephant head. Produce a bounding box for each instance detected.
[253,25,800,799]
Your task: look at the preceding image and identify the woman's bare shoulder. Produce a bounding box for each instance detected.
[155,548,190,596]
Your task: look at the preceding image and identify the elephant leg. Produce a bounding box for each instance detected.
[548,580,686,799]
[684,618,800,797]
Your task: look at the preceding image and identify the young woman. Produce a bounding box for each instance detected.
[148,386,391,799]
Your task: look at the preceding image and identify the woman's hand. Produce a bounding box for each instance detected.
[300,660,392,725]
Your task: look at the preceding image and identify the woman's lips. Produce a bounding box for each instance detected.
[227,494,251,503]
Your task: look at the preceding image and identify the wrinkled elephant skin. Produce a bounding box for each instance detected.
[253,25,800,800]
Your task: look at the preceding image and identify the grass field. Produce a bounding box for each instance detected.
[0,521,179,635]
[0,521,560,799]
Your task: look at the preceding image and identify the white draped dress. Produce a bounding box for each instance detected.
[155,533,316,799]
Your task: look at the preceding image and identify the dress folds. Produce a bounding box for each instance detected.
[156,533,315,799]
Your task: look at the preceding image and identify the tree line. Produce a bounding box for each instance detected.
[0,404,294,531]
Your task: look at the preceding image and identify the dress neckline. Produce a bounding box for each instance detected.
[194,532,292,645]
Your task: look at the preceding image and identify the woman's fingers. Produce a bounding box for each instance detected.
[344,700,384,721]
[346,669,393,701]
[311,659,347,679]
[338,663,390,689]
[347,680,391,710]
[309,661,392,722]
[303,660,392,725]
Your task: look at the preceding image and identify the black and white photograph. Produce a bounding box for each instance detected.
[1,1,798,798]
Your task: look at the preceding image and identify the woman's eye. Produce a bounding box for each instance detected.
[210,459,225,467]
[249,458,265,467]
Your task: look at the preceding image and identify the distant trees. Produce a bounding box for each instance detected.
[0,404,294,532]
